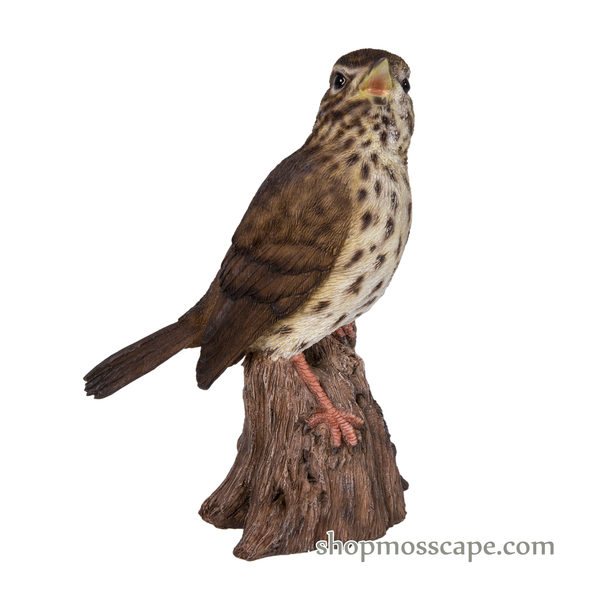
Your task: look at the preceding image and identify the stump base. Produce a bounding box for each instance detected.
[199,333,408,560]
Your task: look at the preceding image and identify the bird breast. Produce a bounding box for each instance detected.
[252,152,412,360]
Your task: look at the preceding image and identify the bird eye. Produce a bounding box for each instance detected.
[333,73,347,90]
[401,78,410,93]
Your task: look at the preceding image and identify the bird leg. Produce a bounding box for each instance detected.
[291,352,364,446]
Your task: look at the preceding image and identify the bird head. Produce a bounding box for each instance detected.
[310,49,414,156]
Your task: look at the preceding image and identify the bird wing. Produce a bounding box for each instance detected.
[196,149,352,389]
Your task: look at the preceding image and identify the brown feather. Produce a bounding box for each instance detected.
[84,278,219,398]
[195,148,352,389]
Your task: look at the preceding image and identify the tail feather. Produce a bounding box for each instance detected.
[85,277,220,399]
[84,321,195,399]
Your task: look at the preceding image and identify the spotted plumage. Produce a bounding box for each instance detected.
[253,50,413,360]
[84,48,415,446]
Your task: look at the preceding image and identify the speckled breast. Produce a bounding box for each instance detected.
[252,153,412,360]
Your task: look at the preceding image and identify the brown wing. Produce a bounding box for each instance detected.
[196,148,352,389]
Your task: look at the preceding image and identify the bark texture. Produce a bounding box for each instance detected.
[199,332,408,560]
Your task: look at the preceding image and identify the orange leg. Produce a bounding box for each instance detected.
[291,352,364,447]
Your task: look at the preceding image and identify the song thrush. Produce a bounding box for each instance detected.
[84,48,414,447]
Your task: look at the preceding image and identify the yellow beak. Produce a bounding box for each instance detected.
[359,58,393,99]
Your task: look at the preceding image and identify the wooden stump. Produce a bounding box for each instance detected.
[199,331,408,560]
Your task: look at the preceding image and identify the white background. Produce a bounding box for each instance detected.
[1,1,588,588]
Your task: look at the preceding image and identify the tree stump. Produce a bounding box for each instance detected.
[199,330,408,560]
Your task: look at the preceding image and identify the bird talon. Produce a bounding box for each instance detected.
[292,352,364,447]
[306,408,364,447]
[332,322,357,347]
[342,322,356,341]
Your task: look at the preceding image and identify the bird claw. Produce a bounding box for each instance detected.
[307,408,364,447]
[291,351,362,447]
[333,322,357,347]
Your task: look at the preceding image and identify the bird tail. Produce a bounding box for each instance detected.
[84,278,219,399]
[84,320,197,399]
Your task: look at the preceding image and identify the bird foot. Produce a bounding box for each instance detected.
[291,351,363,447]
[307,408,364,447]
[333,321,356,346]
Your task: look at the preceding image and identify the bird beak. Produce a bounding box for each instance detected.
[359,58,392,103]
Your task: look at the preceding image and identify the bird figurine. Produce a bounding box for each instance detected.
[84,48,414,448]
